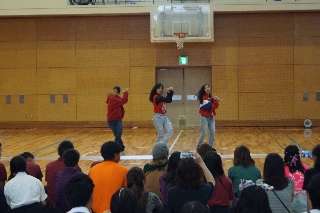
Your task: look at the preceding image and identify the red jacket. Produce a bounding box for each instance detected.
[107,92,128,121]
[199,94,219,117]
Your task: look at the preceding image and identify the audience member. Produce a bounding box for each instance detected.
[228,145,261,202]
[127,166,163,213]
[302,173,320,213]
[284,145,308,212]
[303,144,320,211]
[143,142,169,197]
[20,152,43,181]
[159,151,181,212]
[0,187,9,213]
[257,153,294,213]
[196,143,215,160]
[4,156,51,212]
[0,143,7,191]
[233,185,272,213]
[64,175,95,213]
[55,149,85,212]
[180,201,210,213]
[46,140,81,206]
[109,187,137,213]
[168,153,214,213]
[89,141,127,213]
[204,151,234,213]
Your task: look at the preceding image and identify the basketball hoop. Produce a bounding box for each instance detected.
[173,32,188,49]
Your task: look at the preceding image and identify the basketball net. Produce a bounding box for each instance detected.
[173,33,188,49]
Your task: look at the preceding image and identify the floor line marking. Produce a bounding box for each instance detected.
[169,130,183,152]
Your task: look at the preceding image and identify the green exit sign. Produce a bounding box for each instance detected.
[179,55,188,65]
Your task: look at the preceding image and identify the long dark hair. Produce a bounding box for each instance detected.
[163,151,181,184]
[284,145,305,174]
[175,158,203,189]
[233,145,255,168]
[195,84,211,104]
[149,83,163,102]
[312,144,320,171]
[263,153,288,190]
[204,152,224,178]
[126,167,146,205]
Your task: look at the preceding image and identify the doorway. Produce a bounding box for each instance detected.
[156,67,212,127]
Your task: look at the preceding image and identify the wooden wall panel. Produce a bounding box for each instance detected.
[0,18,36,41]
[156,43,183,66]
[76,40,129,68]
[128,15,150,40]
[239,93,293,120]
[214,14,239,40]
[37,41,76,68]
[239,13,294,38]
[212,65,238,93]
[77,67,129,95]
[38,95,76,121]
[0,42,36,69]
[125,94,153,121]
[294,13,320,37]
[0,68,37,94]
[294,37,320,65]
[129,67,155,94]
[75,17,130,41]
[129,40,156,67]
[294,65,320,91]
[37,17,75,41]
[37,68,77,94]
[214,92,239,120]
[211,39,239,65]
[0,95,38,121]
[294,92,320,119]
[77,94,106,121]
[183,43,212,66]
[239,37,293,65]
[238,65,293,93]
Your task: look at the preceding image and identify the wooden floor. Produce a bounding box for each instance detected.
[0,127,318,184]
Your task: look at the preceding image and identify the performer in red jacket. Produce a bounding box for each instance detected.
[196,84,220,150]
[107,86,129,151]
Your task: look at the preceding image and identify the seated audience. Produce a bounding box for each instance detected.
[204,151,234,213]
[109,187,137,213]
[257,153,294,213]
[89,141,127,213]
[127,166,163,213]
[64,174,95,213]
[233,185,272,213]
[46,140,81,206]
[284,145,308,213]
[0,142,7,191]
[228,145,261,203]
[55,149,85,212]
[197,143,215,160]
[168,153,214,213]
[20,152,43,181]
[143,142,169,197]
[180,201,210,213]
[159,151,181,212]
[302,173,320,213]
[303,144,320,211]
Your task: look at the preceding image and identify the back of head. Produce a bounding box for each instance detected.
[233,145,255,168]
[10,155,27,174]
[204,152,224,177]
[263,153,288,190]
[63,149,80,167]
[307,173,320,209]
[284,145,304,174]
[100,141,122,160]
[196,143,214,160]
[152,142,169,160]
[65,174,94,208]
[312,144,320,170]
[58,140,74,157]
[175,158,203,189]
[234,185,272,213]
[163,151,181,184]
[126,167,145,202]
[20,152,34,160]
[180,201,209,213]
[110,188,137,213]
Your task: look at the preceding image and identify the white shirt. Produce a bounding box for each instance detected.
[302,210,320,213]
[67,206,91,213]
[4,172,47,209]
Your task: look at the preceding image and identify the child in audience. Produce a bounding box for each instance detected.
[109,188,137,213]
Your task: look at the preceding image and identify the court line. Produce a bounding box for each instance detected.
[266,131,285,149]
[282,132,307,151]
[168,130,184,152]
